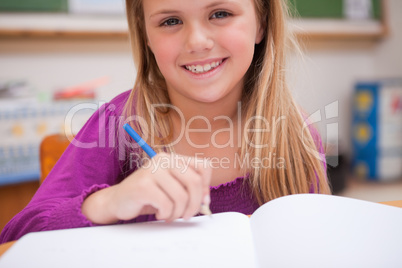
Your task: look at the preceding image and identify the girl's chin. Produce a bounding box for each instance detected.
[185,93,226,104]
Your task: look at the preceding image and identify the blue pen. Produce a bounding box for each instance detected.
[123,123,157,158]
[123,123,212,216]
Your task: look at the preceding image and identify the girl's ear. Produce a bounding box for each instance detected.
[255,23,265,44]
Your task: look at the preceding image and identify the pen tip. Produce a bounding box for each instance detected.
[200,204,212,216]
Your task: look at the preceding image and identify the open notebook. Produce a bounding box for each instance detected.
[1,194,401,267]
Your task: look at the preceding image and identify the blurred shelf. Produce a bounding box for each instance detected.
[0,13,388,40]
[289,18,388,41]
[0,13,128,38]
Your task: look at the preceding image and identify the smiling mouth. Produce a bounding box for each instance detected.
[183,59,226,74]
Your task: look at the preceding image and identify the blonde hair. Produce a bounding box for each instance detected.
[124,0,331,204]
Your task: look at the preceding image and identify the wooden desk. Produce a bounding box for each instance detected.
[0,241,14,257]
[379,200,402,208]
[1,200,401,258]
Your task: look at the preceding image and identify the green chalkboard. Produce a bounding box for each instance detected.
[288,0,382,20]
[0,0,68,12]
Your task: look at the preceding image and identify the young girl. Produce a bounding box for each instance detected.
[0,0,331,243]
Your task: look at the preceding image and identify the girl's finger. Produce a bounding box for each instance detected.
[124,175,174,221]
[186,157,212,208]
[138,205,158,216]
[168,165,203,220]
[146,185,174,220]
[154,172,189,222]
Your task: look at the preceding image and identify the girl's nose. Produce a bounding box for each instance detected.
[184,24,214,53]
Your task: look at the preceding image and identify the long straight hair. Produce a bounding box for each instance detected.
[124,0,331,204]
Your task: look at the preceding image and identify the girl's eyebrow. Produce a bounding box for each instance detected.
[149,1,237,18]
[149,9,181,18]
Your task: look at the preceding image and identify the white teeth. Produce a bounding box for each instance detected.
[203,64,211,72]
[185,60,223,73]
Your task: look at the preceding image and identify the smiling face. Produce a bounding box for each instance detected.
[143,0,263,107]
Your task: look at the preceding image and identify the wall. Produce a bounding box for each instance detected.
[0,0,401,157]
[290,0,402,155]
[374,0,402,77]
[0,38,135,102]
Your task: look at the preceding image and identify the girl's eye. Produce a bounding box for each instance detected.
[211,11,230,19]
[161,18,182,27]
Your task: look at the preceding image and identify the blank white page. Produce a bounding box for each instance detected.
[250,194,402,268]
[0,212,256,268]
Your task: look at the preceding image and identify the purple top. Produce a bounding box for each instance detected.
[0,90,325,243]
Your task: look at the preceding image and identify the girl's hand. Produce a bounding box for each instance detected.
[82,153,212,224]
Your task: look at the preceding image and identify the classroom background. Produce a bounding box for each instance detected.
[0,0,401,232]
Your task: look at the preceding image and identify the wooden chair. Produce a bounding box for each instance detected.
[39,134,70,184]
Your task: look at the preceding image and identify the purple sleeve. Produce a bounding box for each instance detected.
[0,101,126,243]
